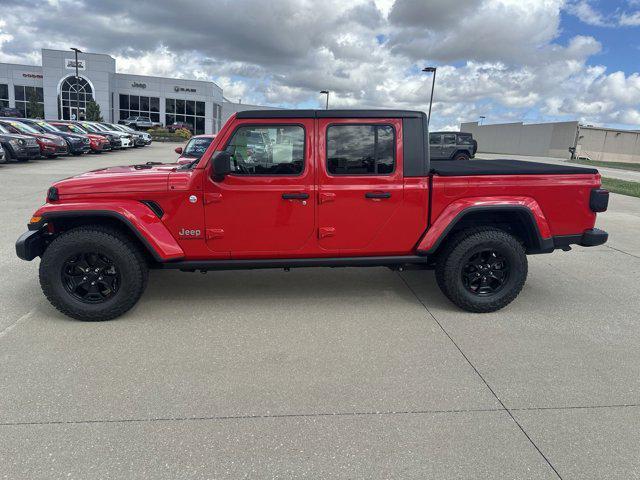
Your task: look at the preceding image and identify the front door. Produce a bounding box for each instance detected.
[203,120,315,257]
[317,118,404,254]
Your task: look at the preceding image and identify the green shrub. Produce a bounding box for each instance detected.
[175,128,192,140]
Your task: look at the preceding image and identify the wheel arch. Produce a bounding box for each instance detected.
[36,208,184,263]
[418,202,554,256]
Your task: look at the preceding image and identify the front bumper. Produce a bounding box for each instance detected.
[69,142,91,154]
[553,228,609,249]
[12,145,41,160]
[16,229,46,261]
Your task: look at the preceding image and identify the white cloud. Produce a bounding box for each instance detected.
[0,0,638,130]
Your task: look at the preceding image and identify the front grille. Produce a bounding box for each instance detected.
[26,138,38,146]
[83,138,90,144]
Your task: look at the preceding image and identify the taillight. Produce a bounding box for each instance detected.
[590,188,609,212]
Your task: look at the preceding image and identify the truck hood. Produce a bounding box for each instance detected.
[53,163,177,196]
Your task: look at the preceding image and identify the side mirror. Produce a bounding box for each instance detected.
[212,151,232,181]
[174,146,183,154]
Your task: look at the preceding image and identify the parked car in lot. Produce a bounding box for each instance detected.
[118,115,161,130]
[0,119,68,158]
[429,131,477,161]
[174,134,215,165]
[64,121,122,150]
[83,122,133,148]
[0,123,40,161]
[16,109,609,321]
[101,123,151,147]
[0,106,23,118]
[167,121,194,133]
[50,122,111,153]
[15,119,91,156]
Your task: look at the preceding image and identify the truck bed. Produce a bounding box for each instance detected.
[430,159,598,176]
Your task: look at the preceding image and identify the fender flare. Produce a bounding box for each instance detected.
[32,201,184,262]
[416,197,553,255]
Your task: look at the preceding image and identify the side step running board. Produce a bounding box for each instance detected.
[158,255,429,271]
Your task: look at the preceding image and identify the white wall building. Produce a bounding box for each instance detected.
[1,48,225,134]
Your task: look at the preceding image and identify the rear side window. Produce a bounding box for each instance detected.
[429,133,441,145]
[443,134,456,145]
[224,125,305,175]
[327,125,395,175]
[458,133,473,145]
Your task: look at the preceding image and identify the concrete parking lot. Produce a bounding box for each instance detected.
[1,143,639,479]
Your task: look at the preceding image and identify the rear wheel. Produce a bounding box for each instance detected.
[435,228,527,312]
[39,226,148,321]
[453,152,470,161]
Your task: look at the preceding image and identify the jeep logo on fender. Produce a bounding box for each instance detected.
[178,228,201,237]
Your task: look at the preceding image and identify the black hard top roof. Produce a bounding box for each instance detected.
[235,109,426,119]
[430,131,472,134]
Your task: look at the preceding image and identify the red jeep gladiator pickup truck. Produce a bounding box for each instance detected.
[16,110,609,321]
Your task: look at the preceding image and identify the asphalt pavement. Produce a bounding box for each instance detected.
[1,143,639,479]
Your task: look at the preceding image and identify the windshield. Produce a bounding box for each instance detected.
[86,123,108,132]
[65,124,88,134]
[183,137,213,158]
[7,121,39,134]
[35,121,61,133]
[0,124,10,134]
[79,123,99,133]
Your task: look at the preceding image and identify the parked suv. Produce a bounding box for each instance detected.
[430,132,477,161]
[16,119,91,156]
[0,107,23,118]
[0,123,40,161]
[118,115,160,130]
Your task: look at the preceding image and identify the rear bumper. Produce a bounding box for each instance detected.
[15,229,46,261]
[553,228,608,250]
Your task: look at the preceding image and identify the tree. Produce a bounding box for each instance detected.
[85,99,103,121]
[26,89,44,119]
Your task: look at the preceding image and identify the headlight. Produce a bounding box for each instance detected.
[10,138,25,146]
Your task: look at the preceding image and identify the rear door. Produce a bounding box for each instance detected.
[441,133,457,159]
[203,119,315,257]
[317,118,403,254]
[429,133,442,159]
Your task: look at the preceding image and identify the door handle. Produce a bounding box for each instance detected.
[365,192,391,199]
[282,193,310,200]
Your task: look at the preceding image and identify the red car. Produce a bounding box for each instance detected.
[16,110,608,321]
[49,122,111,153]
[0,119,68,158]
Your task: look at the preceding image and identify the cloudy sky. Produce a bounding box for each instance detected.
[0,0,639,130]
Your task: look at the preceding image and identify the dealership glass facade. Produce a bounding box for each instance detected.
[165,98,206,134]
[119,94,160,123]
[0,84,8,108]
[14,85,44,118]
[58,77,92,120]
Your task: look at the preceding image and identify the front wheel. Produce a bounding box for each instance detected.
[435,228,527,312]
[39,226,148,321]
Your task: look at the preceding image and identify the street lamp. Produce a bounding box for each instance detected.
[479,115,486,125]
[422,67,436,128]
[320,90,329,110]
[70,47,82,120]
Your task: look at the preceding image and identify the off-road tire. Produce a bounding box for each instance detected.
[39,226,148,321]
[453,152,470,161]
[435,227,527,313]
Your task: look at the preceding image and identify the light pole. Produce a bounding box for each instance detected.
[320,90,329,110]
[70,47,82,120]
[422,67,436,128]
[479,115,486,125]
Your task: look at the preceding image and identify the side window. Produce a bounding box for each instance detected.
[224,125,305,175]
[458,133,473,145]
[327,125,395,175]
[429,133,441,145]
[443,134,457,145]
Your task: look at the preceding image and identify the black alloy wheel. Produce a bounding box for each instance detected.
[461,249,510,296]
[61,252,120,303]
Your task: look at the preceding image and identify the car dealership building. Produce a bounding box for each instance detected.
[0,48,224,135]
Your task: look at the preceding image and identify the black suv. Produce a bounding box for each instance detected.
[14,119,91,155]
[429,132,477,161]
[0,123,40,161]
